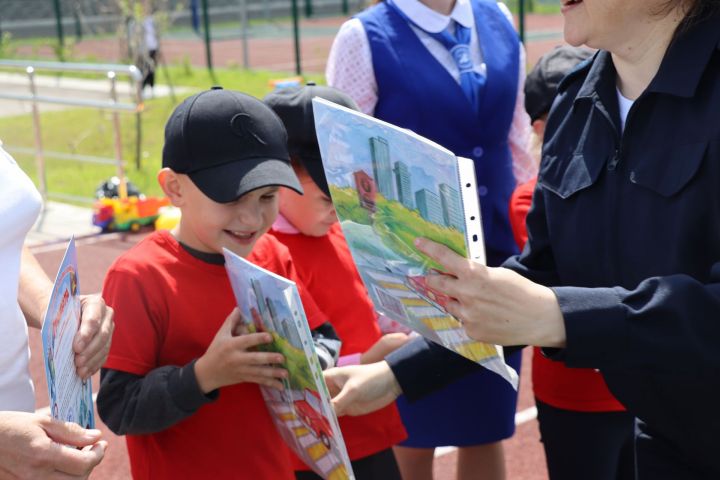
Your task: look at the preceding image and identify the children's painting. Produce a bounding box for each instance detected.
[41,238,95,428]
[313,98,518,388]
[224,249,354,480]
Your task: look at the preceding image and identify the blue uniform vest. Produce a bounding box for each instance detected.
[358,0,520,264]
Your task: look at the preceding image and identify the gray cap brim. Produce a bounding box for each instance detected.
[188,157,303,203]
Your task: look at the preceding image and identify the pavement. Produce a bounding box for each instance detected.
[26,201,100,247]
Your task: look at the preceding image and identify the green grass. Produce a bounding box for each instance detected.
[254,331,318,392]
[505,0,561,15]
[272,335,318,392]
[0,64,323,202]
[331,184,373,226]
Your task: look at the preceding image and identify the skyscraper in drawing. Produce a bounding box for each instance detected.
[439,183,463,230]
[369,136,395,201]
[415,188,444,225]
[393,160,414,209]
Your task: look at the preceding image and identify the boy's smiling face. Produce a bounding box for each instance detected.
[161,170,280,257]
[279,171,337,237]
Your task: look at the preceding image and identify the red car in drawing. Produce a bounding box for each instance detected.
[406,269,452,310]
[294,389,333,448]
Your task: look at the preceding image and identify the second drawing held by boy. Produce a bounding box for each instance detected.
[97,87,339,480]
[264,84,409,480]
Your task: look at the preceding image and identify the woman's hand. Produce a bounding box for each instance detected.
[0,411,106,479]
[74,295,114,380]
[415,238,566,348]
[324,361,402,416]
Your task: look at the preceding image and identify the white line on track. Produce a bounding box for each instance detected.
[29,233,126,254]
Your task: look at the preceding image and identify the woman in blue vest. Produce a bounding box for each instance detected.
[327,1,533,478]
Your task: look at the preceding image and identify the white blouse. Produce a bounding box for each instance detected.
[0,146,42,411]
[326,0,537,184]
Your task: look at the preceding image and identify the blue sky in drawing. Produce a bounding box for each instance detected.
[312,98,460,195]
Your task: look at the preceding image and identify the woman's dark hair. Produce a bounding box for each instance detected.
[675,0,720,35]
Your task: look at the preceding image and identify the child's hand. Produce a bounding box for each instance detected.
[194,308,288,393]
[360,333,411,364]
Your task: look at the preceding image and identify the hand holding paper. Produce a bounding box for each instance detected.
[73,295,114,380]
[0,411,106,480]
[41,238,96,429]
[324,362,402,417]
[194,308,288,393]
[416,238,567,348]
[224,249,355,479]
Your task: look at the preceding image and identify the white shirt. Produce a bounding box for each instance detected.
[616,87,634,134]
[326,0,536,184]
[0,146,42,411]
[144,16,159,51]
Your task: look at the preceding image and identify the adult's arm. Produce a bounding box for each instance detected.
[385,337,481,401]
[325,339,523,415]
[18,245,53,329]
[524,272,720,373]
[326,19,378,115]
[504,186,720,374]
[385,337,524,401]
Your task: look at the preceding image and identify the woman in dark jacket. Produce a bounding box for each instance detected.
[325,1,720,478]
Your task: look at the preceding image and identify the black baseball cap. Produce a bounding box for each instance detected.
[263,83,359,197]
[524,46,594,123]
[162,86,303,203]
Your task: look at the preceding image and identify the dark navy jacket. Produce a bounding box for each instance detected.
[388,12,720,476]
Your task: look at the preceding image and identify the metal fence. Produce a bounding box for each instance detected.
[1,1,563,77]
[0,59,143,203]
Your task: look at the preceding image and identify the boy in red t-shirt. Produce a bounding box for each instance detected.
[97,88,340,480]
[511,47,634,480]
[263,85,408,479]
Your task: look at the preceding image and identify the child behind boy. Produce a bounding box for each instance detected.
[263,84,408,480]
[97,87,338,480]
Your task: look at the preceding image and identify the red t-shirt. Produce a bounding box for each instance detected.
[270,224,407,461]
[102,231,327,480]
[509,179,625,412]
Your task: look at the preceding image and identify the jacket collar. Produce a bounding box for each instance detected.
[574,13,720,103]
[575,50,616,102]
[573,50,621,133]
[648,13,720,98]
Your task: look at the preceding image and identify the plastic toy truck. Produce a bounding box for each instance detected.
[92,196,170,232]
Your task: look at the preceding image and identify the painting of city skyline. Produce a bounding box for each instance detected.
[224,249,355,480]
[313,98,518,388]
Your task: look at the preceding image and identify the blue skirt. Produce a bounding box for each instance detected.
[396,349,522,447]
